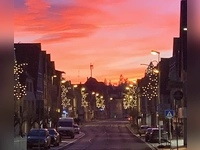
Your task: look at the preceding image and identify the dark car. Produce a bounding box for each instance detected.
[27,128,51,150]
[139,125,151,136]
[145,128,154,142]
[73,124,80,134]
[149,128,168,143]
[48,128,60,146]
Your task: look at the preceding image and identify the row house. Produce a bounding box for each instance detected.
[14,43,64,136]
[137,0,187,145]
[168,0,187,145]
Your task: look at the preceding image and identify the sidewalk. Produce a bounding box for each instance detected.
[152,138,187,150]
[14,136,27,150]
[126,124,187,150]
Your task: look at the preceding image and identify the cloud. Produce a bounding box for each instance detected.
[14,0,180,83]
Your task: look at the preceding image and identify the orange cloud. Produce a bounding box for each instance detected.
[14,0,180,84]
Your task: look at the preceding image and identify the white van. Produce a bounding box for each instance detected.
[57,117,75,139]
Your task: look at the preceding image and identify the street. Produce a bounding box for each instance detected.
[56,119,153,150]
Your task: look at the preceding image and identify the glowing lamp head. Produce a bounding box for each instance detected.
[151,50,160,55]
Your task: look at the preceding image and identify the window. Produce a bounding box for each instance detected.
[28,101,30,110]
[58,121,73,127]
[32,101,34,110]
[28,130,46,136]
[26,81,29,91]
[30,82,33,92]
[23,100,26,110]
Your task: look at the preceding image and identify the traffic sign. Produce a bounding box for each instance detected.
[173,90,183,100]
[165,110,174,119]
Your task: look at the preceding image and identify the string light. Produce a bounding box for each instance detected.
[14,59,27,100]
[123,83,137,109]
[14,81,26,100]
[61,85,71,107]
[95,95,105,109]
[142,62,158,100]
[81,90,88,108]
[61,97,71,108]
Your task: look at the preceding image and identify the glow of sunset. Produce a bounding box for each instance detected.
[14,0,180,84]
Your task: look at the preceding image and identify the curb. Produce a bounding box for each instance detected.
[126,124,157,150]
[57,132,85,150]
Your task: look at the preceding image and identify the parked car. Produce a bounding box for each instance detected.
[73,124,80,134]
[149,128,168,143]
[27,128,51,150]
[139,125,151,136]
[48,128,60,146]
[145,128,154,142]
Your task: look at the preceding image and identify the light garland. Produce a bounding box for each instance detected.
[95,95,105,109]
[61,97,71,108]
[14,81,26,100]
[123,84,137,109]
[61,85,71,107]
[142,62,158,100]
[81,90,88,108]
[14,59,27,100]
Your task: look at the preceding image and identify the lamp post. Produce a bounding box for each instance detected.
[140,63,149,126]
[151,50,161,144]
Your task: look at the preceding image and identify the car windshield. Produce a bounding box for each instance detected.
[28,130,46,136]
[147,128,152,133]
[58,121,73,127]
[48,129,56,135]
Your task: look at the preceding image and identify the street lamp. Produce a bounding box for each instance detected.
[151,50,160,62]
[151,50,161,144]
[52,75,57,84]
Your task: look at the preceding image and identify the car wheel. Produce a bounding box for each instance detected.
[57,142,59,146]
[71,135,75,139]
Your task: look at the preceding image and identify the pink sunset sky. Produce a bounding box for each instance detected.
[14,0,181,84]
